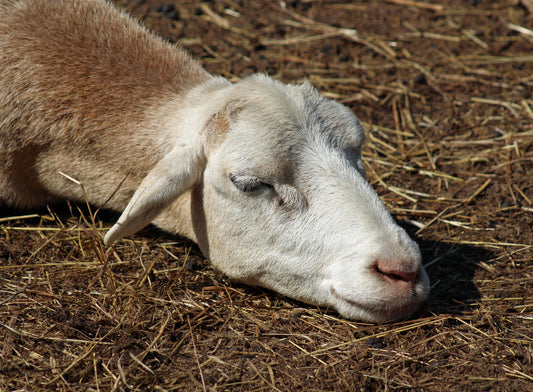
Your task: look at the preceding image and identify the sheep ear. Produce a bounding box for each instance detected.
[104,144,205,245]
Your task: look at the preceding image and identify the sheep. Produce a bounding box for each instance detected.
[0,0,429,323]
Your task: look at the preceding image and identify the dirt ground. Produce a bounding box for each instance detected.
[1,0,532,391]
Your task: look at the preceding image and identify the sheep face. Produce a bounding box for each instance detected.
[104,76,428,322]
[197,77,430,323]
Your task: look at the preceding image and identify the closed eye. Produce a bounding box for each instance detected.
[229,173,271,193]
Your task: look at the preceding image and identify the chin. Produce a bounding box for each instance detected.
[330,277,430,323]
[333,296,425,323]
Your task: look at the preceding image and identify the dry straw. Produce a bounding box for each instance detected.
[1,0,532,390]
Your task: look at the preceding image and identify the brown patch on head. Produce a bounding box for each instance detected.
[205,111,230,147]
[204,102,243,150]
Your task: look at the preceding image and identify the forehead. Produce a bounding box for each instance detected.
[227,78,365,155]
[295,86,366,150]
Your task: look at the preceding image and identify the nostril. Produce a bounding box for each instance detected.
[375,260,418,283]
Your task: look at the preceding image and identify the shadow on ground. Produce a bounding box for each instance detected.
[400,221,490,319]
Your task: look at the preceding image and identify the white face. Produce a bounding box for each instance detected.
[199,79,430,323]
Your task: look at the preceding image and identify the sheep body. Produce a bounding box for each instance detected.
[0,0,207,213]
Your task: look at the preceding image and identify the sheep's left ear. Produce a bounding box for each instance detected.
[104,144,205,245]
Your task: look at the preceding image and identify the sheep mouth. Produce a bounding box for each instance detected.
[330,287,419,322]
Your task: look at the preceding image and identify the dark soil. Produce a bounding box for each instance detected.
[1,0,532,391]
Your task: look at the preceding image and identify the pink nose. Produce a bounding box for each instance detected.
[375,259,418,283]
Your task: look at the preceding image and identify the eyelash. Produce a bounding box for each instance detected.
[229,173,271,193]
